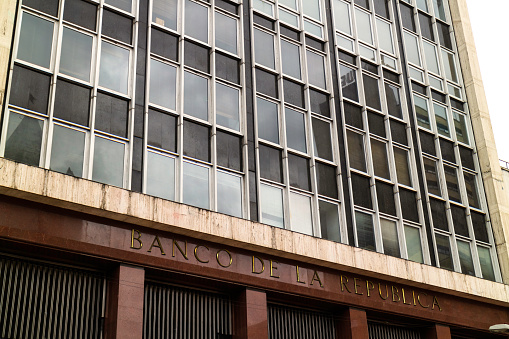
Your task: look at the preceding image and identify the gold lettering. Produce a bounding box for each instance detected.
[340,275,351,293]
[131,229,143,249]
[252,256,265,274]
[391,286,400,302]
[296,265,306,284]
[402,288,412,305]
[172,240,188,260]
[194,245,209,263]
[270,260,280,278]
[378,283,388,300]
[354,278,363,295]
[310,270,323,288]
[366,280,375,297]
[431,296,442,311]
[412,290,417,306]
[148,235,165,255]
[417,293,429,308]
[216,249,233,268]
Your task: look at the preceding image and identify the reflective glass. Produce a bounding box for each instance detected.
[54,80,90,126]
[405,226,423,263]
[312,118,333,161]
[216,83,239,131]
[359,45,376,62]
[424,157,441,196]
[394,147,411,186]
[304,20,322,38]
[217,172,242,218]
[381,219,400,257]
[334,0,351,35]
[442,51,458,83]
[9,66,50,114]
[257,97,279,143]
[381,54,397,70]
[423,41,440,75]
[146,151,175,201]
[478,246,495,281]
[337,34,354,52]
[183,162,209,209]
[404,32,421,66]
[408,67,423,82]
[60,28,93,81]
[254,29,275,69]
[184,71,208,120]
[50,125,85,177]
[457,240,475,276]
[356,211,375,251]
[253,0,273,16]
[453,111,469,144]
[281,40,301,79]
[303,0,321,21]
[279,9,298,27]
[150,59,177,110]
[385,83,402,118]
[435,234,453,270]
[153,0,178,30]
[279,0,297,10]
[99,42,129,94]
[363,75,381,110]
[347,130,366,171]
[106,0,132,12]
[340,64,358,102]
[376,19,393,54]
[319,200,340,242]
[259,145,283,183]
[185,0,208,42]
[417,0,428,11]
[371,139,390,179]
[17,13,53,68]
[4,112,43,166]
[433,103,450,137]
[290,193,313,235]
[433,0,447,21]
[260,184,284,228]
[92,137,124,187]
[429,76,443,90]
[307,50,326,88]
[285,108,307,153]
[215,12,237,54]
[414,95,431,130]
[355,9,373,45]
[444,165,461,202]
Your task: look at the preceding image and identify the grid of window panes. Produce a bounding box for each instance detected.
[399,0,498,280]
[1,0,137,187]
[333,0,427,263]
[251,0,344,239]
[145,0,245,218]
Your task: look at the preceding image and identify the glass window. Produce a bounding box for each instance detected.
[371,140,390,179]
[92,136,124,187]
[148,109,177,152]
[151,28,179,61]
[4,112,43,167]
[347,130,366,171]
[352,174,372,209]
[404,32,421,66]
[419,13,434,41]
[9,66,50,114]
[279,0,297,10]
[374,0,389,19]
[376,19,393,54]
[254,29,275,69]
[95,92,129,138]
[471,211,488,243]
[260,184,284,228]
[215,12,237,54]
[464,172,480,208]
[433,103,450,137]
[312,118,333,161]
[279,9,299,27]
[146,151,175,201]
[285,108,307,153]
[478,246,495,281]
[405,226,423,263]
[400,3,415,32]
[283,79,305,108]
[102,9,132,44]
[53,80,90,126]
[310,89,330,117]
[432,0,446,21]
[429,75,443,90]
[183,120,210,162]
[437,22,452,49]
[340,64,359,102]
[185,0,208,42]
[257,98,279,143]
[106,0,132,12]
[259,145,283,183]
[430,197,448,231]
[184,41,210,73]
[183,162,210,209]
[361,45,376,62]
[391,120,408,146]
[303,0,321,21]
[288,154,310,191]
[423,41,440,75]
[363,75,381,111]
[394,147,411,186]
[216,52,240,84]
[400,188,419,222]
[408,67,423,82]
[356,211,375,251]
[456,240,475,274]
[252,0,274,16]
[337,34,354,52]
[216,131,242,171]
[99,42,129,94]
[381,219,400,257]
[417,0,428,11]
[453,111,469,144]
[442,51,458,83]
[216,83,239,131]
[281,40,301,79]
[334,0,351,35]
[451,204,468,236]
[319,200,341,242]
[290,193,313,235]
[17,12,53,68]
[316,163,338,198]
[60,28,93,81]
[23,0,59,16]
[424,158,441,196]
[435,234,453,270]
[414,95,431,130]
[355,9,373,45]
[307,50,326,88]
[184,71,208,121]
[304,19,323,38]
[217,172,242,218]
[385,83,402,119]
[150,59,177,110]
[153,0,178,30]
[256,68,278,98]
[377,181,396,215]
[64,0,97,30]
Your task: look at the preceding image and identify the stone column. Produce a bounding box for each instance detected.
[336,308,369,339]
[234,288,268,339]
[425,324,451,339]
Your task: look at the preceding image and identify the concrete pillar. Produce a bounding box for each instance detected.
[425,324,451,339]
[105,265,145,339]
[336,308,369,339]
[234,288,268,339]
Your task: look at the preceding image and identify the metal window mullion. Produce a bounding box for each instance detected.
[211,0,218,213]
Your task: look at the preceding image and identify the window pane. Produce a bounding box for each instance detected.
[376,19,393,54]
[146,151,175,201]
[259,145,283,183]
[151,29,179,61]
[451,205,468,237]
[184,41,210,73]
[347,131,366,171]
[404,32,421,66]
[400,3,415,31]
[437,22,452,49]
[257,97,279,143]
[363,75,381,110]
[312,118,333,161]
[478,246,495,281]
[444,165,461,202]
[102,9,132,44]
[430,197,448,231]
[185,0,208,42]
[290,193,313,235]
[377,181,396,215]
[319,200,340,242]
[183,120,210,162]
[391,120,408,145]
[183,162,209,209]
[253,0,273,16]
[254,29,275,69]
[442,51,458,83]
[400,188,419,222]
[215,12,237,54]
[356,211,375,251]
[216,131,242,171]
[281,40,301,79]
[385,83,402,118]
[23,0,59,16]
[216,52,240,84]
[303,0,320,21]
[355,9,373,44]
[288,154,310,191]
[423,42,439,74]
[283,80,305,108]
[340,64,359,102]
[95,92,129,138]
[54,80,90,126]
[381,219,400,257]
[256,68,278,98]
[148,109,177,152]
[419,13,434,41]
[394,148,411,186]
[217,172,242,218]
[424,158,441,196]
[432,0,446,21]
[60,28,92,81]
[344,102,363,129]
[457,240,475,276]
[304,19,322,38]
[317,163,338,198]
[309,89,330,117]
[371,139,390,179]
[464,172,480,208]
[453,112,469,144]
[260,184,284,228]
[64,0,97,30]
[106,0,131,11]
[4,112,43,166]
[307,50,326,89]
[99,42,129,94]
[17,13,53,68]
[417,0,428,11]
[405,226,423,263]
[414,95,430,130]
[150,59,177,110]
[92,137,124,187]
[9,66,50,114]
[440,138,455,163]
[434,103,450,137]
[216,84,239,131]
[374,0,390,18]
[435,234,453,270]
[280,0,297,10]
[184,72,208,120]
[285,108,307,153]
[334,0,351,35]
[279,9,299,27]
[352,174,371,209]
[50,125,84,177]
[153,0,178,30]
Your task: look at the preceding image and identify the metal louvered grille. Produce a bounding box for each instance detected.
[0,256,106,339]
[369,322,422,339]
[143,283,233,339]
[268,304,336,339]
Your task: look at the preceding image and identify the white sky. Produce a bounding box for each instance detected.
[465,0,509,161]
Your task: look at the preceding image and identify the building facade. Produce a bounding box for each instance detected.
[0,0,509,337]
